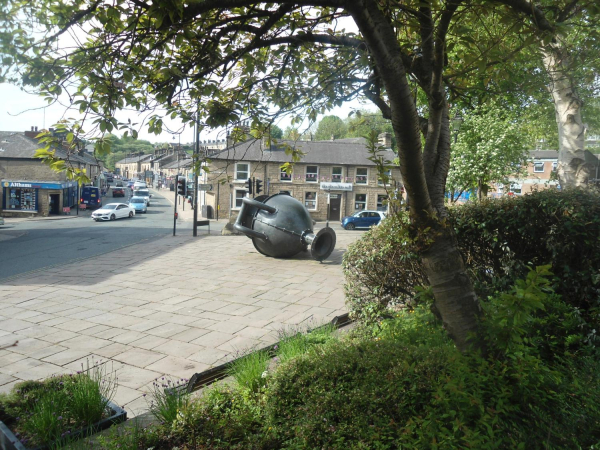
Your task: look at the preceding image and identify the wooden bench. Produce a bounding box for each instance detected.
[196,220,210,234]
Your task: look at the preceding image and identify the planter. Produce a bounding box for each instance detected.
[0,399,126,450]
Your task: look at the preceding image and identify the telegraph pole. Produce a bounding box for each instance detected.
[193,110,200,237]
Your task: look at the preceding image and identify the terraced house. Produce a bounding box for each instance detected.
[0,128,102,217]
[199,133,401,221]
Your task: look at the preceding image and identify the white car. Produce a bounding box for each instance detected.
[91,203,135,221]
[133,188,151,206]
[133,180,147,189]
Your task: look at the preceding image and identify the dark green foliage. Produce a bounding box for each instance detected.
[450,188,600,317]
[344,189,600,342]
[342,211,427,324]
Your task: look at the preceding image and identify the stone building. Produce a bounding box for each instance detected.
[0,129,102,217]
[492,149,600,196]
[199,133,401,221]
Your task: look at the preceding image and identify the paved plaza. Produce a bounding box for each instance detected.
[0,228,359,417]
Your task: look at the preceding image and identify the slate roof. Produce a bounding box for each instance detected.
[0,131,101,167]
[115,154,153,164]
[162,158,193,170]
[210,137,396,166]
[530,150,558,159]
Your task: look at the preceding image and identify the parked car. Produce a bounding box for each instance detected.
[341,210,386,230]
[80,186,102,209]
[91,203,135,221]
[129,196,147,213]
[112,187,125,197]
[133,188,151,205]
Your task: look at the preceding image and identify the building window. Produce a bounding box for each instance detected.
[234,189,247,209]
[331,167,343,183]
[306,165,318,182]
[355,193,367,210]
[356,168,368,185]
[534,161,545,173]
[510,183,522,195]
[378,169,392,186]
[235,163,249,181]
[377,194,388,211]
[552,161,558,172]
[280,168,292,182]
[5,188,37,211]
[304,191,317,210]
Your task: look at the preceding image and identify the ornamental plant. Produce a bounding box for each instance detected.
[0,361,117,448]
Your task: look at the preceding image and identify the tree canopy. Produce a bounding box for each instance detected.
[2,0,594,352]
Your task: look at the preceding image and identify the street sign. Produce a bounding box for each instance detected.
[198,184,213,191]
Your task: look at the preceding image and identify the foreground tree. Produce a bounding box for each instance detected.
[0,0,566,352]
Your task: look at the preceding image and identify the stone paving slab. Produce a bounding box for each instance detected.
[0,228,362,417]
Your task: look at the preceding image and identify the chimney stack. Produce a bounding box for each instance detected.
[378,132,392,148]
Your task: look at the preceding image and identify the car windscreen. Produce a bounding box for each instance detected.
[134,190,149,196]
[130,198,145,203]
[103,204,117,210]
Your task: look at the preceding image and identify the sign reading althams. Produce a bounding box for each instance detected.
[320,182,353,191]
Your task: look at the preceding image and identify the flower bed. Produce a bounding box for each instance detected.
[0,363,126,449]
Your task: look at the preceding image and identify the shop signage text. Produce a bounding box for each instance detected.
[320,182,353,191]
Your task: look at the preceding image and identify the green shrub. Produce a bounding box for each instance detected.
[450,188,600,317]
[343,189,600,347]
[342,211,427,324]
[265,277,600,449]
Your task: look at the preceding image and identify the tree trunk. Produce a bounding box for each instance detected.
[349,0,484,353]
[420,225,484,353]
[542,44,593,188]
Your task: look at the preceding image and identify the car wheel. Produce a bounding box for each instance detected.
[129,211,133,218]
[110,214,116,221]
[345,223,355,230]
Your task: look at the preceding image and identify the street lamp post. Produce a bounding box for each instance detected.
[452,114,463,143]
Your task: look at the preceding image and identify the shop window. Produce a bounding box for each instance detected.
[234,189,247,209]
[235,163,250,181]
[331,167,343,182]
[356,168,368,184]
[534,162,544,173]
[6,188,37,211]
[304,191,317,210]
[377,194,388,211]
[306,166,318,182]
[280,167,292,182]
[355,193,367,210]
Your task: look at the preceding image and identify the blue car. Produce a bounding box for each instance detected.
[129,196,147,213]
[341,210,386,230]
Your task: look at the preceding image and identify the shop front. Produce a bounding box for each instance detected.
[1,180,79,217]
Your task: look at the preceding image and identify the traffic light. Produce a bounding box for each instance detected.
[177,176,187,196]
[255,179,263,195]
[244,178,253,195]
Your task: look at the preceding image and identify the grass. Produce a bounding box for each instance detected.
[226,349,271,393]
[146,377,189,425]
[0,360,117,448]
